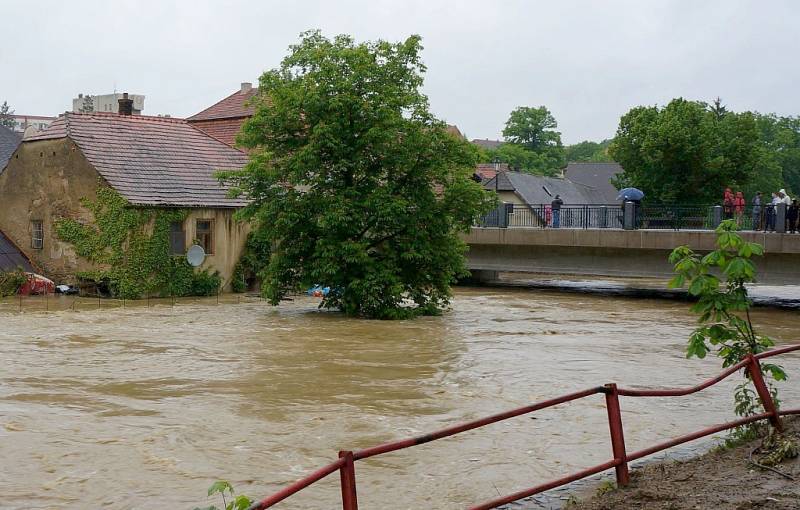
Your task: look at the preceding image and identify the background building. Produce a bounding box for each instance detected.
[9,114,56,134]
[73,93,145,114]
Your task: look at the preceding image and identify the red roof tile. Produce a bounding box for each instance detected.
[187,88,257,122]
[190,117,248,148]
[474,163,509,181]
[25,112,249,208]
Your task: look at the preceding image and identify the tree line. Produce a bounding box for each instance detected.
[480,99,800,204]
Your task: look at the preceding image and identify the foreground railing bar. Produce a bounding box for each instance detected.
[779,408,800,416]
[248,457,347,510]
[467,459,620,510]
[755,344,800,360]
[618,344,800,397]
[625,412,770,463]
[617,358,750,397]
[353,387,605,461]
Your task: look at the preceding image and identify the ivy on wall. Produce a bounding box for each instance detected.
[55,186,221,299]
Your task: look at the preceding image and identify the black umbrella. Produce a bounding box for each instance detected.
[617,187,645,201]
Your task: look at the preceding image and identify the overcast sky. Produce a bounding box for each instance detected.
[2,0,798,144]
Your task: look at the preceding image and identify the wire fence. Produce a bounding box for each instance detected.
[0,292,264,314]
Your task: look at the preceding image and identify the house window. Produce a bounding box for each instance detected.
[196,219,214,255]
[169,221,186,255]
[31,220,43,249]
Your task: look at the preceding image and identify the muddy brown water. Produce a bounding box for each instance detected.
[1,288,799,509]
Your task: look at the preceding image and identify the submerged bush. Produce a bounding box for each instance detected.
[0,268,26,297]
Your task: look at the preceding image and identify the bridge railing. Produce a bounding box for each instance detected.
[246,344,800,510]
[476,203,782,231]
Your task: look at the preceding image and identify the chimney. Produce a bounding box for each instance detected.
[118,92,134,116]
[241,82,252,93]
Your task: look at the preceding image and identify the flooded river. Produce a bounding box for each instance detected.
[1,288,799,509]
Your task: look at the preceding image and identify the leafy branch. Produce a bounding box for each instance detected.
[669,220,786,433]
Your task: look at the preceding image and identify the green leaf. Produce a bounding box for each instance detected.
[230,495,254,510]
[748,243,764,256]
[208,481,233,497]
[667,274,685,289]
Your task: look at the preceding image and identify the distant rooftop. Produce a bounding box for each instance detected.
[188,83,257,122]
[471,138,504,150]
[484,171,608,205]
[563,162,623,204]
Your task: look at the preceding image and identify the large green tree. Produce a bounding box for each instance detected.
[610,98,765,204]
[754,113,800,196]
[0,101,14,129]
[221,31,493,319]
[484,106,566,175]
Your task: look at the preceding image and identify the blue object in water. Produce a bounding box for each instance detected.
[307,285,331,297]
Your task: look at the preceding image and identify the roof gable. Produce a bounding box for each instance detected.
[0,229,33,272]
[24,113,249,208]
[187,88,257,122]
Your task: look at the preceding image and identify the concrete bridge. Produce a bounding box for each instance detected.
[464,228,800,285]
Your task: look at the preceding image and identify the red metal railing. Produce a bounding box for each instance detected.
[247,344,800,510]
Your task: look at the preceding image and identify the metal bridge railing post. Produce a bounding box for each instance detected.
[604,383,630,486]
[748,355,783,433]
[338,450,359,510]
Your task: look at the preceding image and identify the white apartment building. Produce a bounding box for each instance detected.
[73,93,145,114]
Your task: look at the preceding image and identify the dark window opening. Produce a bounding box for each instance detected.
[169,221,185,255]
[196,219,214,255]
[31,220,43,250]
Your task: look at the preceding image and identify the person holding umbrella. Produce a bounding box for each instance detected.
[617,188,644,228]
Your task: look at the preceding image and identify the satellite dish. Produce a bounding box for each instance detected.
[186,244,206,267]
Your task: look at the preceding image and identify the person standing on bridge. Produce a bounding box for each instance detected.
[752,192,763,230]
[734,191,745,226]
[788,199,799,234]
[551,195,563,228]
[723,188,734,220]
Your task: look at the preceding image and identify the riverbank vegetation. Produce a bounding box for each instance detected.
[668,220,788,439]
[220,31,494,319]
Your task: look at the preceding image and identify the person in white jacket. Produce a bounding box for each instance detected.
[778,189,792,206]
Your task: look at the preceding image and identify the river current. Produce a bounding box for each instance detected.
[1,288,799,509]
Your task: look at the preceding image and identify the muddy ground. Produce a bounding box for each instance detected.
[570,417,800,510]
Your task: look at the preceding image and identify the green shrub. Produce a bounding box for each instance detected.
[0,268,26,297]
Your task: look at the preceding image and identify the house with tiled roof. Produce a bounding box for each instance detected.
[482,171,611,227]
[0,96,251,288]
[187,82,257,147]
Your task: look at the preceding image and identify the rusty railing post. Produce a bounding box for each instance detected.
[338,450,359,510]
[604,383,630,486]
[748,354,783,433]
